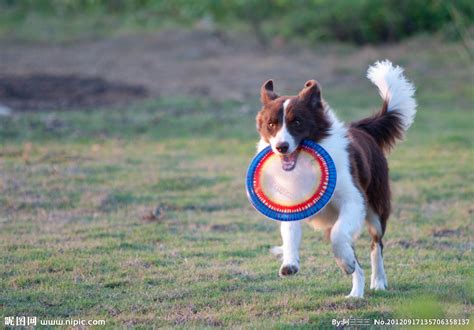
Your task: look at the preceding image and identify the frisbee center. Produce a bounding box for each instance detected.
[259,150,321,207]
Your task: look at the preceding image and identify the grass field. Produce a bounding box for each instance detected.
[1,39,473,327]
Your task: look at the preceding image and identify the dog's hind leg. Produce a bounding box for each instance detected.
[277,221,301,277]
[330,199,366,298]
[367,208,388,290]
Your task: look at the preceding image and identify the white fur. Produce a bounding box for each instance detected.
[347,262,365,298]
[279,221,301,272]
[367,60,417,131]
[320,110,366,298]
[257,138,269,152]
[370,244,387,290]
[278,105,368,297]
[367,209,388,290]
[269,99,297,155]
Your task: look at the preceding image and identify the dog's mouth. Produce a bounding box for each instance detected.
[280,150,299,171]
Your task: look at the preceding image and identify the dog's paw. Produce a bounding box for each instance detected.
[279,264,299,277]
[370,277,388,290]
[270,246,283,258]
[345,284,365,298]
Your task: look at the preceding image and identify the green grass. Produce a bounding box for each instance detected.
[1,47,473,327]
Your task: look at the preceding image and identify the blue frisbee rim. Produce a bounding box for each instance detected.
[246,139,336,221]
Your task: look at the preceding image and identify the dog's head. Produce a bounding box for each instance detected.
[256,79,330,171]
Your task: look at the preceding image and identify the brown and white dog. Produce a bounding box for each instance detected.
[256,61,416,298]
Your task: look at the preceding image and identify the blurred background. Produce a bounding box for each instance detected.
[1,0,472,327]
[1,0,473,44]
[0,0,472,110]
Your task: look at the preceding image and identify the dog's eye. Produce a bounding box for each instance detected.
[293,120,301,127]
[267,122,275,129]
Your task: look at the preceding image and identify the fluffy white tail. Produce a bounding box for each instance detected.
[367,60,417,131]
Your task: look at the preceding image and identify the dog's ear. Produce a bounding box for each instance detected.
[260,79,278,105]
[299,80,322,109]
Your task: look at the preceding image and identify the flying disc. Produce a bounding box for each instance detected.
[246,139,336,221]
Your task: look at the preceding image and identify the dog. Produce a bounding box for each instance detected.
[255,60,417,298]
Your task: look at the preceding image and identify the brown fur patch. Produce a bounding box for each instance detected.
[347,98,409,236]
[350,101,405,153]
[348,127,391,235]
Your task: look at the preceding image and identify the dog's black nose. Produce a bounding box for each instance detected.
[276,142,289,153]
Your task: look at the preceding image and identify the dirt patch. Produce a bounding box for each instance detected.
[0,30,464,116]
[318,299,368,312]
[163,304,223,327]
[155,203,233,213]
[431,228,463,238]
[0,29,442,103]
[142,207,165,222]
[386,239,422,249]
[209,224,237,232]
[0,74,148,111]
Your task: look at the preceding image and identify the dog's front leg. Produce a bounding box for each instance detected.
[277,221,301,277]
[330,202,365,298]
